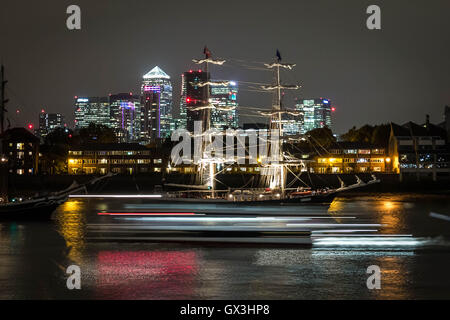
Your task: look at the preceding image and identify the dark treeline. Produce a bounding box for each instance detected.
[341,124,391,147]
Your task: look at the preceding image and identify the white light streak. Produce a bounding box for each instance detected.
[69,194,163,199]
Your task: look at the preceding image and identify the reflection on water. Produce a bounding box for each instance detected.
[372,255,411,299]
[0,194,449,299]
[55,200,86,262]
[94,250,198,299]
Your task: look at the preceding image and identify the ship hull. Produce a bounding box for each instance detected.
[150,192,337,205]
[0,198,66,220]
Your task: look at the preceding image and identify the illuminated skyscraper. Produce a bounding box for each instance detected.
[210,81,239,130]
[38,111,65,138]
[74,97,110,129]
[295,98,334,134]
[179,71,239,132]
[141,66,173,140]
[177,73,188,130]
[141,86,162,142]
[109,93,141,143]
[181,70,209,132]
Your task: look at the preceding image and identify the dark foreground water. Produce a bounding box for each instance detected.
[0,193,449,299]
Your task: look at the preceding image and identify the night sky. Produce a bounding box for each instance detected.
[1,0,449,134]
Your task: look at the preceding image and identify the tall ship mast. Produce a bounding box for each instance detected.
[191,47,227,197]
[1,65,9,203]
[262,50,301,195]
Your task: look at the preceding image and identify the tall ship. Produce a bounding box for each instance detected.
[161,48,379,204]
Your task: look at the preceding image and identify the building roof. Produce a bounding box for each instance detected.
[391,122,447,138]
[0,127,39,143]
[331,141,384,150]
[143,66,170,80]
[69,143,151,151]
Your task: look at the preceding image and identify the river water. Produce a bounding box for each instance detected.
[0,193,449,299]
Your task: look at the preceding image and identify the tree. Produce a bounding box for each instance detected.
[341,123,390,147]
[77,123,117,144]
[40,127,74,174]
[371,124,390,147]
[305,126,336,148]
[341,124,374,143]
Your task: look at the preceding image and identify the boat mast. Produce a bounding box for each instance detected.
[263,51,300,195]
[192,47,225,197]
[1,64,9,203]
[275,58,285,196]
[267,52,285,195]
[203,50,214,197]
[1,65,7,135]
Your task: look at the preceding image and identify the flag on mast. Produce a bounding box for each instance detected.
[276,49,282,62]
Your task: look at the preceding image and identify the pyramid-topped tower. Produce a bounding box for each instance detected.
[141,66,173,141]
[143,66,170,80]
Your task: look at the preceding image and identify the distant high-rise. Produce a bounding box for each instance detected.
[178,73,188,130]
[295,98,333,134]
[109,93,141,143]
[181,70,209,132]
[38,111,65,138]
[210,81,239,130]
[141,87,162,142]
[74,97,110,129]
[141,66,173,140]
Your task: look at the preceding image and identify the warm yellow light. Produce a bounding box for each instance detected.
[329,158,335,163]
[385,157,391,163]
[69,159,75,164]
[383,201,395,210]
[257,157,262,163]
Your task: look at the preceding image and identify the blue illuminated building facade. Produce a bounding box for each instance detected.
[109,93,141,143]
